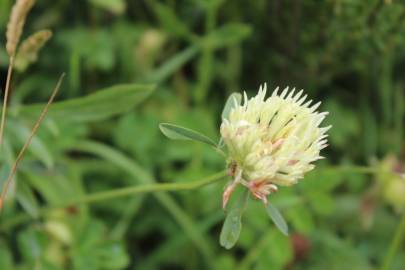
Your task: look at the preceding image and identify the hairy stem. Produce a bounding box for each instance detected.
[61,170,227,206]
[0,170,226,228]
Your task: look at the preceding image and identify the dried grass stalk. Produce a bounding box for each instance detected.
[15,30,53,71]
[0,0,35,148]
[0,74,65,213]
[6,0,35,56]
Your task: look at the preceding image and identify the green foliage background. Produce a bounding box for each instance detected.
[0,0,404,269]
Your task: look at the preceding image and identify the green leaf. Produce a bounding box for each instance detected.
[17,229,46,262]
[159,123,217,147]
[151,2,191,38]
[202,23,252,50]
[96,242,130,269]
[0,242,13,269]
[221,92,242,120]
[287,205,314,234]
[308,192,335,216]
[266,203,289,236]
[16,180,40,218]
[0,164,10,188]
[89,0,126,14]
[220,190,248,249]
[10,121,53,168]
[19,84,155,123]
[265,230,293,268]
[145,46,198,83]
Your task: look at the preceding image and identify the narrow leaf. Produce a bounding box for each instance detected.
[152,2,191,38]
[10,121,53,168]
[16,180,39,218]
[202,23,252,50]
[266,203,289,236]
[159,123,217,147]
[145,46,198,83]
[89,0,126,14]
[19,84,155,123]
[220,189,248,249]
[222,92,242,120]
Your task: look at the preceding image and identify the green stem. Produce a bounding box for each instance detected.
[380,213,405,270]
[0,170,227,235]
[59,170,227,206]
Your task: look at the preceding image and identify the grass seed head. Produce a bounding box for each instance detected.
[15,29,53,71]
[6,0,35,56]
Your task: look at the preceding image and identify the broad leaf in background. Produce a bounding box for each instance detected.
[16,180,40,219]
[19,84,155,123]
[151,2,192,39]
[72,221,130,269]
[202,23,252,50]
[221,92,242,120]
[17,228,45,263]
[9,121,54,168]
[90,0,126,14]
[266,203,289,236]
[159,123,218,147]
[145,46,199,83]
[0,242,13,269]
[323,100,360,150]
[220,189,249,249]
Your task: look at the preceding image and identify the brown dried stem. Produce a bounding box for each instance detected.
[1,0,36,148]
[0,74,65,213]
[0,56,15,147]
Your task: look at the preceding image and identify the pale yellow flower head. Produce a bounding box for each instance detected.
[221,84,330,206]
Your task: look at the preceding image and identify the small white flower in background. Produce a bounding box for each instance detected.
[221,84,331,208]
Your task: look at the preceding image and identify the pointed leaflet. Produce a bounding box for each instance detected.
[266,203,289,236]
[159,123,217,147]
[220,189,249,249]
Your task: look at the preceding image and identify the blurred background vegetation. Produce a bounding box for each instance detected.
[0,0,404,269]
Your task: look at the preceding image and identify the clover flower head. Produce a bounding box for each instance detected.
[221,84,331,207]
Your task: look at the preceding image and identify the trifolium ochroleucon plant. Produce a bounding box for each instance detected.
[160,83,331,249]
[220,84,330,207]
